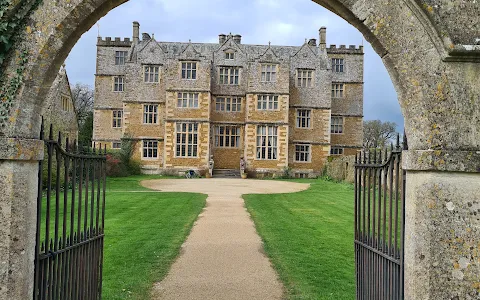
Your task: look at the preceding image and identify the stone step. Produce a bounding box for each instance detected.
[212,169,241,178]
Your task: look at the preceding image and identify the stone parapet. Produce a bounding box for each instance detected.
[97,37,132,47]
[327,45,364,54]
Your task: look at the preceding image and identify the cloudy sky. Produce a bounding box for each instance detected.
[65,0,403,129]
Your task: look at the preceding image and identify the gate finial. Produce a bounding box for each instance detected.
[403,130,408,150]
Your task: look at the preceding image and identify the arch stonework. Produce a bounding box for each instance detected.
[0,1,478,299]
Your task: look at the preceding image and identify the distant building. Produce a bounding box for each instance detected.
[93,22,363,177]
[43,65,78,141]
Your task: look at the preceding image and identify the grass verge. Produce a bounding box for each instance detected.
[243,179,355,300]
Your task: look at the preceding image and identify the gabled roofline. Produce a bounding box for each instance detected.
[137,37,165,54]
[215,34,245,54]
[254,42,281,61]
[292,41,318,58]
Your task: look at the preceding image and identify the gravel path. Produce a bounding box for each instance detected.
[141,178,310,300]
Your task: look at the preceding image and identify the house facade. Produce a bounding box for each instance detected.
[44,65,79,141]
[93,22,363,177]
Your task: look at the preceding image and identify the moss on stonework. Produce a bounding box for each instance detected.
[0,48,27,128]
[0,0,43,129]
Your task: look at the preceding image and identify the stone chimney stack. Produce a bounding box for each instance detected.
[133,21,140,44]
[233,34,242,44]
[319,27,327,50]
[219,34,226,44]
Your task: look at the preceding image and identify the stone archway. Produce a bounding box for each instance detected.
[0,1,478,299]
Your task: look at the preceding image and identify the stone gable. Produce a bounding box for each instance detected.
[43,66,78,141]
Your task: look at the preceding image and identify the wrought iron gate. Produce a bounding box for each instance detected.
[34,122,107,300]
[354,135,406,300]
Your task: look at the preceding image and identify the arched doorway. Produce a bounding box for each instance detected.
[0,1,478,299]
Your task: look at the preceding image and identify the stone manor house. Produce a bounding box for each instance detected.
[93,22,364,177]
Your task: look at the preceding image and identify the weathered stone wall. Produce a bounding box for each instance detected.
[93,109,122,142]
[210,99,246,123]
[328,46,364,82]
[165,52,211,92]
[132,139,163,170]
[94,76,125,108]
[247,51,290,95]
[166,92,210,121]
[288,108,331,173]
[43,67,78,141]
[324,155,356,183]
[330,116,363,148]
[211,38,248,96]
[343,148,359,156]
[331,83,363,116]
[245,94,289,124]
[288,108,330,143]
[288,144,330,175]
[124,102,165,138]
[289,44,331,108]
[124,51,166,104]
[96,39,131,76]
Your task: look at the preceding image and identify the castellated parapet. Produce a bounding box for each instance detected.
[93,22,364,177]
[327,44,364,54]
[97,36,132,47]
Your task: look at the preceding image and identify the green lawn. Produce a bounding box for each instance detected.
[244,179,355,300]
[102,175,206,300]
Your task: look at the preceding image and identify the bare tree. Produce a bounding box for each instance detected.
[363,120,398,149]
[71,83,94,126]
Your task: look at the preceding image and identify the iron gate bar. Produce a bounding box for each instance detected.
[354,134,406,300]
[34,120,107,300]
